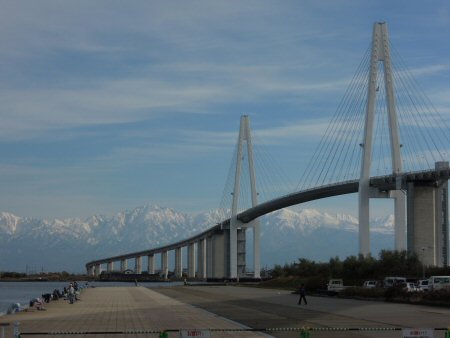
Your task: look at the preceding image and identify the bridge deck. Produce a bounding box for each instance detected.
[0,286,266,337]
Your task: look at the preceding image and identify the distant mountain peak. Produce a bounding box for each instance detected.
[0,204,396,272]
[0,212,22,234]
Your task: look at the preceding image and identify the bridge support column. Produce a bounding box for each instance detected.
[359,22,406,256]
[175,247,183,278]
[197,239,207,279]
[391,190,407,251]
[120,259,127,273]
[252,220,261,278]
[206,233,226,279]
[107,261,113,272]
[187,243,196,278]
[94,264,101,277]
[161,251,168,279]
[229,115,260,279]
[87,265,94,276]
[147,254,155,274]
[407,162,449,267]
[237,229,246,276]
[135,256,142,274]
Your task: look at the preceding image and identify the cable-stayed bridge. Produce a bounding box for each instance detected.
[86,22,450,280]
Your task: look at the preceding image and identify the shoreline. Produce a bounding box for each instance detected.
[0,281,84,318]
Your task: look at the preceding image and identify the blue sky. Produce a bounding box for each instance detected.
[1,1,450,219]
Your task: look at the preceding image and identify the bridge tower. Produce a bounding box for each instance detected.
[229,115,261,279]
[359,22,406,256]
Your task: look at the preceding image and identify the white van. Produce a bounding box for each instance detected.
[363,280,378,288]
[327,279,346,292]
[383,276,406,288]
[428,276,450,290]
[416,279,430,291]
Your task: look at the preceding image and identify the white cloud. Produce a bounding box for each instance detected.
[0,1,449,220]
[0,58,351,141]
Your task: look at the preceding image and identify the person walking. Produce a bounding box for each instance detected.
[68,283,75,304]
[298,283,307,305]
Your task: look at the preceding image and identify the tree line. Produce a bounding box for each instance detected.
[268,250,450,289]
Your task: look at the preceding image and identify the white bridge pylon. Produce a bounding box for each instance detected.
[230,115,260,279]
[359,22,407,256]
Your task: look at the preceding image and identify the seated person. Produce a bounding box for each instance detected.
[29,297,45,310]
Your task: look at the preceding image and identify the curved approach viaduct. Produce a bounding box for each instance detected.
[86,167,450,279]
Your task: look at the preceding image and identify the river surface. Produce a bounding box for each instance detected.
[0,281,183,316]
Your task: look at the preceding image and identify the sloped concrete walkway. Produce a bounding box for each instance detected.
[0,286,269,337]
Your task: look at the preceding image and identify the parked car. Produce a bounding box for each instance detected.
[416,279,430,291]
[428,276,450,290]
[383,276,406,288]
[327,279,348,293]
[363,280,378,288]
[403,282,419,292]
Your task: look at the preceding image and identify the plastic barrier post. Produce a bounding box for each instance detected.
[159,331,168,338]
[13,322,20,338]
[300,329,310,338]
[0,323,10,338]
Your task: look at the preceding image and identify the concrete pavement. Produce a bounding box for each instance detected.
[1,285,449,338]
[0,286,269,337]
[155,285,450,338]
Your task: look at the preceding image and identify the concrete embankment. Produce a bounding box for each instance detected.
[0,286,267,337]
[2,285,450,338]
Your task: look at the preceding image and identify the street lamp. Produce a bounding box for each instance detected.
[421,247,426,279]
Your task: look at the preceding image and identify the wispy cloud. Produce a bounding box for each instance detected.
[1,1,449,219]
[0,61,350,141]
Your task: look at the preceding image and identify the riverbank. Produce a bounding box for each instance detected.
[0,280,187,316]
[0,274,91,282]
[0,281,77,316]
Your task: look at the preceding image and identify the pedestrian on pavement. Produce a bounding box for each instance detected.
[298,283,307,305]
[68,283,75,304]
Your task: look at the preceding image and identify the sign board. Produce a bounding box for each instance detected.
[402,328,434,338]
[180,329,211,338]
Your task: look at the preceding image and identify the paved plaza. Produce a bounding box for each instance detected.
[1,285,450,338]
[0,286,267,337]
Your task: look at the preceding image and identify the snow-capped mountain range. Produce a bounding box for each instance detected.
[0,205,395,273]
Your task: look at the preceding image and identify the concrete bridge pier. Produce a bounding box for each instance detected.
[407,161,449,267]
[95,264,101,276]
[107,261,113,272]
[120,259,127,272]
[187,243,196,278]
[237,228,246,276]
[206,232,226,279]
[175,247,182,278]
[135,256,142,274]
[197,238,207,279]
[147,254,155,274]
[161,251,168,279]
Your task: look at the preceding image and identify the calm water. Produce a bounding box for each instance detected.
[0,281,183,316]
